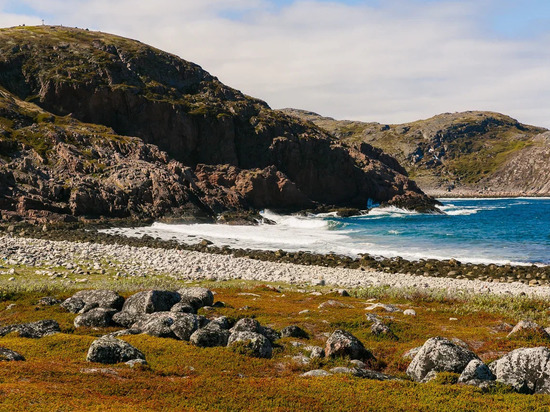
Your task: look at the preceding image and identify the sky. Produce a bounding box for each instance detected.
[0,0,549,127]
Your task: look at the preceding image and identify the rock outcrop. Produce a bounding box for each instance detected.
[0,25,436,222]
[282,109,550,196]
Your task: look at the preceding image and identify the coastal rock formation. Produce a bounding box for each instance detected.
[282,109,550,196]
[0,26,436,223]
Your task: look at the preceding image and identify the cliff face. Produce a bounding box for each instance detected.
[0,26,437,222]
[281,109,550,196]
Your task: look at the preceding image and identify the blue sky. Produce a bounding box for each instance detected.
[0,0,549,127]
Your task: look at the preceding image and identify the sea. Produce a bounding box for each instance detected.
[104,198,550,266]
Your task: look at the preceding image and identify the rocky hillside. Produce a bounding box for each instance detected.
[281,109,550,196]
[0,26,436,222]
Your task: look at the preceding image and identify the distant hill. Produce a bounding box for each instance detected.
[280,109,550,196]
[0,26,437,223]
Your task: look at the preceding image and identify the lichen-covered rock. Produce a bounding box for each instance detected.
[122,290,181,315]
[301,369,332,377]
[205,316,231,330]
[190,327,230,347]
[112,311,145,328]
[170,302,196,314]
[406,337,480,382]
[86,336,145,364]
[71,290,125,311]
[38,296,61,306]
[177,287,214,310]
[489,347,550,394]
[370,321,397,339]
[60,297,86,313]
[0,319,60,338]
[324,330,374,361]
[227,331,273,358]
[261,326,281,343]
[230,318,263,334]
[281,325,309,339]
[458,359,495,385]
[74,308,117,328]
[130,312,208,341]
[0,348,25,361]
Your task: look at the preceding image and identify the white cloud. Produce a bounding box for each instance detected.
[1,0,549,127]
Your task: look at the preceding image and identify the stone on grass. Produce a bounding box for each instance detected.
[0,319,60,338]
[281,325,309,339]
[403,309,416,316]
[325,329,374,361]
[205,316,231,330]
[261,326,281,343]
[489,347,550,394]
[190,327,230,347]
[318,300,352,309]
[230,318,262,334]
[60,297,86,313]
[301,369,333,377]
[0,348,25,361]
[308,346,324,358]
[365,303,402,312]
[86,336,145,364]
[126,359,148,367]
[177,287,214,310]
[130,312,207,340]
[74,308,117,328]
[71,290,125,311]
[406,337,480,382]
[112,311,145,328]
[458,359,495,385]
[228,331,272,358]
[121,290,181,315]
[370,321,397,339]
[38,297,61,306]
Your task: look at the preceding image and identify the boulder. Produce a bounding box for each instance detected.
[0,348,25,361]
[121,290,181,315]
[60,297,86,313]
[86,336,145,364]
[365,303,402,312]
[205,316,231,330]
[403,309,416,316]
[74,308,118,328]
[112,311,145,328]
[324,330,374,361]
[370,321,397,339]
[131,312,207,341]
[0,319,60,338]
[38,296,61,306]
[190,327,230,347]
[281,325,309,339]
[489,347,550,394]
[507,320,549,339]
[318,300,352,309]
[406,337,480,382]
[261,326,281,343]
[301,369,332,377]
[308,346,325,358]
[71,290,125,311]
[177,287,214,310]
[329,367,397,381]
[170,302,196,314]
[458,359,495,385]
[227,331,273,358]
[230,318,263,334]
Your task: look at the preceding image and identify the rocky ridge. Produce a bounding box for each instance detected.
[281,109,550,196]
[0,26,437,223]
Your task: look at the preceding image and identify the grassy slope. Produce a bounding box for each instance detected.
[1,262,550,410]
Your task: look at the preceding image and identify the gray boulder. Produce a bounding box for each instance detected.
[0,319,60,338]
[458,359,495,385]
[60,297,86,313]
[74,308,118,328]
[86,336,145,364]
[228,331,273,358]
[230,318,263,334]
[121,290,181,315]
[177,287,214,310]
[262,326,281,343]
[205,316,231,330]
[406,337,480,382]
[38,297,61,306]
[330,366,397,381]
[370,321,397,339]
[71,290,125,311]
[190,327,230,347]
[0,348,25,361]
[301,369,332,377]
[489,347,550,394]
[325,329,374,361]
[281,325,309,339]
[131,312,207,341]
[112,311,145,328]
[170,302,196,314]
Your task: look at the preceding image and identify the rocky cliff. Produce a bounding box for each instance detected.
[281,109,550,196]
[0,26,437,222]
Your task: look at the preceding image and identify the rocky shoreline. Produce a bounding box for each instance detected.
[1,229,550,298]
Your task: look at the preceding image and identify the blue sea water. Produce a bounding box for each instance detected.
[104,198,550,266]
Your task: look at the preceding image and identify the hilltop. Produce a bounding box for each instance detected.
[0,26,436,223]
[281,109,550,196]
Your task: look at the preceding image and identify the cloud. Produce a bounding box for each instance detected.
[1,0,549,127]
